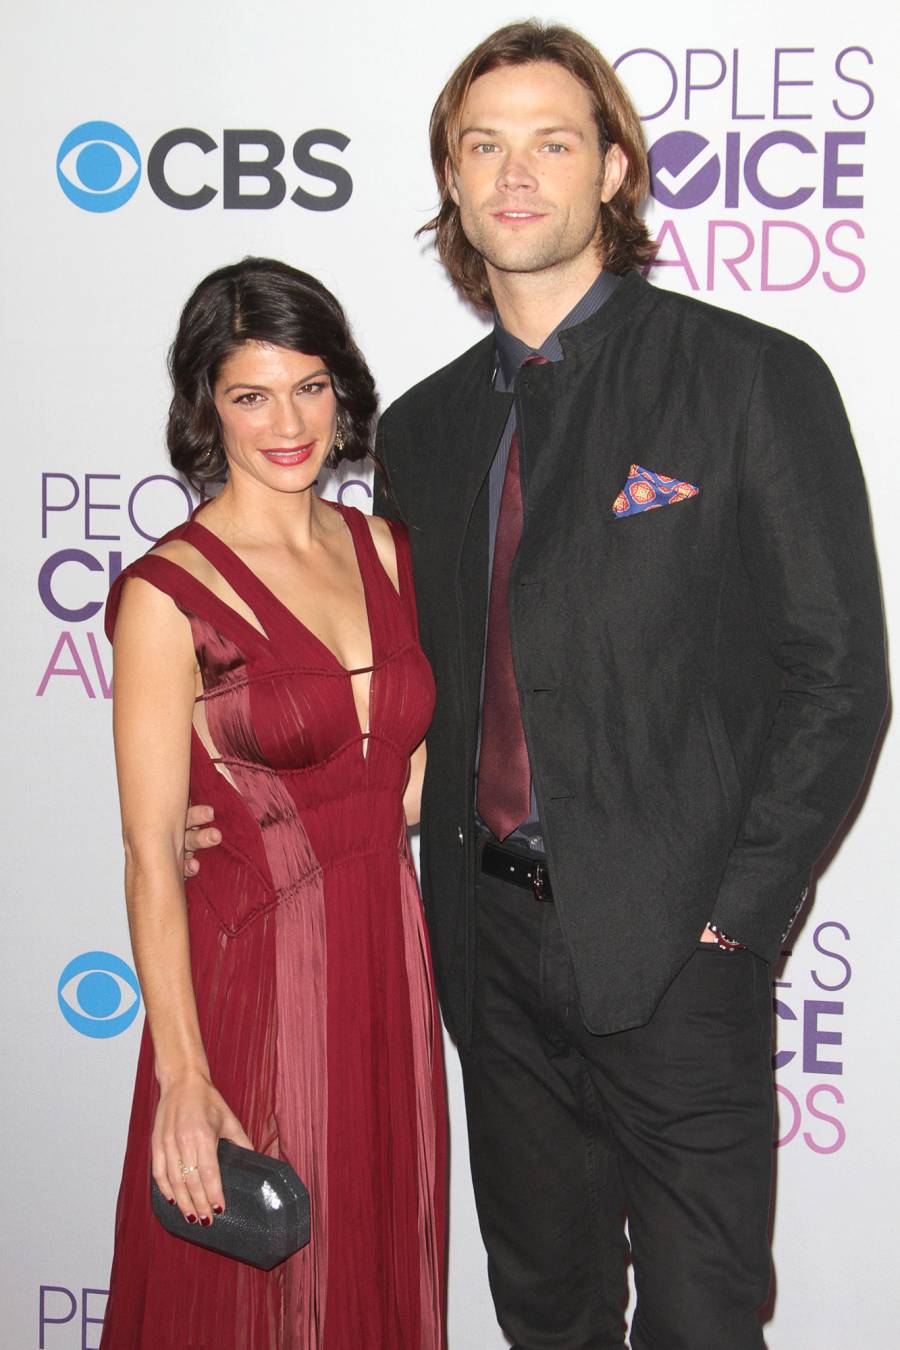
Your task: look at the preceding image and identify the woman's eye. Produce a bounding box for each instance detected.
[234,392,263,405]
[299,381,328,395]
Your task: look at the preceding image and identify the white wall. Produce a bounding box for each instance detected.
[2,2,897,1346]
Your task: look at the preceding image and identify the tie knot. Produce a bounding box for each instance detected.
[522,354,549,367]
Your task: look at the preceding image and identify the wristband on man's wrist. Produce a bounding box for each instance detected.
[706,923,745,952]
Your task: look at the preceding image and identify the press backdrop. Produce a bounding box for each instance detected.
[2,2,898,1346]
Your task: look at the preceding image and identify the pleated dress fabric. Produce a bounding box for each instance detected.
[100,503,447,1349]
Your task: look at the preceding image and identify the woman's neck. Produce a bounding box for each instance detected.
[203,475,330,553]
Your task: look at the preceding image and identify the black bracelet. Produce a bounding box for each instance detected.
[707,923,745,952]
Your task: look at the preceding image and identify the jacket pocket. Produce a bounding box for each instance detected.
[701,691,742,817]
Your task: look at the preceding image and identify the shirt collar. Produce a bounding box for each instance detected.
[493,268,623,391]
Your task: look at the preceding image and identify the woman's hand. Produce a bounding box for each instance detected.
[152,1070,253,1225]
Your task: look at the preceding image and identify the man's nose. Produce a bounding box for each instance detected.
[496,151,538,194]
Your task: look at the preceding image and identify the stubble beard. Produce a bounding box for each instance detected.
[459,193,605,279]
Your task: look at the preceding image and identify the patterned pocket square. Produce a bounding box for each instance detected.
[612,464,700,517]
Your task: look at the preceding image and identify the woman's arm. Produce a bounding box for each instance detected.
[112,578,251,1226]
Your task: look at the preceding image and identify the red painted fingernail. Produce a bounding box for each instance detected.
[185,1213,197,1224]
[200,1215,212,1227]
[213,1205,223,1215]
[167,1197,176,1206]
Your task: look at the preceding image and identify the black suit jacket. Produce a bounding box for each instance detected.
[375,271,886,1042]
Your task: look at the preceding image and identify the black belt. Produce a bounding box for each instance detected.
[480,840,554,902]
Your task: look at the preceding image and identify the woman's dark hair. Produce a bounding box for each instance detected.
[167,257,378,489]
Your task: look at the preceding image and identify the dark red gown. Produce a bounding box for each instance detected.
[100,503,447,1349]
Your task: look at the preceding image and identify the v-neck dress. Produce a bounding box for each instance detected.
[100,504,447,1350]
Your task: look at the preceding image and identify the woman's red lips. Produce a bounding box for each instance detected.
[260,444,315,466]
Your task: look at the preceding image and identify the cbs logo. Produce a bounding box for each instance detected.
[57,950,141,1038]
[56,121,141,212]
[57,119,352,213]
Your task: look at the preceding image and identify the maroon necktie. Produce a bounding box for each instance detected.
[477,355,547,840]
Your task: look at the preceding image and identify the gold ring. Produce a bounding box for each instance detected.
[178,1159,198,1178]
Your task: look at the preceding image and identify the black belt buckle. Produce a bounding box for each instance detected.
[531,861,551,903]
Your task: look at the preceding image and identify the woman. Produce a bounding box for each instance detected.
[100,257,447,1348]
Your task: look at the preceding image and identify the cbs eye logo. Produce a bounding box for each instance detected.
[56,121,142,213]
[57,950,141,1038]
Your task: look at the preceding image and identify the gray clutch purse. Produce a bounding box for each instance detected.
[150,1138,310,1270]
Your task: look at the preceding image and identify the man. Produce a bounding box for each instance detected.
[189,22,886,1349]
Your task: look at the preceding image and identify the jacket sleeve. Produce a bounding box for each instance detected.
[711,336,887,957]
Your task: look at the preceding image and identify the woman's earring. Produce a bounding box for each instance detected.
[333,427,345,452]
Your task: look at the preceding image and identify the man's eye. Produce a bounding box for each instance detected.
[543,143,568,153]
[472,143,499,154]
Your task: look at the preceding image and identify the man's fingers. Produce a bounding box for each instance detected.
[185,825,221,851]
[185,803,215,829]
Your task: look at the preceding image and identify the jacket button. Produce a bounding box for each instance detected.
[457,825,464,846]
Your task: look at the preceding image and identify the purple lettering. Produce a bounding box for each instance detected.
[774,1082,801,1148]
[127,474,193,542]
[804,1084,846,1154]
[824,220,866,293]
[41,473,79,538]
[612,48,677,121]
[39,1285,77,1347]
[773,47,815,119]
[36,632,96,699]
[730,48,765,121]
[84,474,121,540]
[707,220,754,291]
[823,131,865,208]
[811,921,852,992]
[761,220,820,291]
[724,132,741,207]
[82,1288,108,1350]
[803,1000,843,1075]
[644,220,700,290]
[336,479,373,507]
[87,632,113,699]
[833,47,875,121]
[684,49,726,119]
[773,995,798,1071]
[38,549,104,623]
[744,132,815,210]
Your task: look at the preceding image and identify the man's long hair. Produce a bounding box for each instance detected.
[419,21,657,310]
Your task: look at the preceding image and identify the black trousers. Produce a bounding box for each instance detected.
[459,860,774,1350]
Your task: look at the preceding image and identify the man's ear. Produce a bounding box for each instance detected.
[600,144,628,203]
[445,157,460,208]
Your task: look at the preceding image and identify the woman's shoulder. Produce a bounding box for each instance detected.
[365,511,402,547]
[148,534,217,586]
[363,511,404,593]
[105,520,208,642]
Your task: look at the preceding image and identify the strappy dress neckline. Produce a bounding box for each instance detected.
[182,499,387,675]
